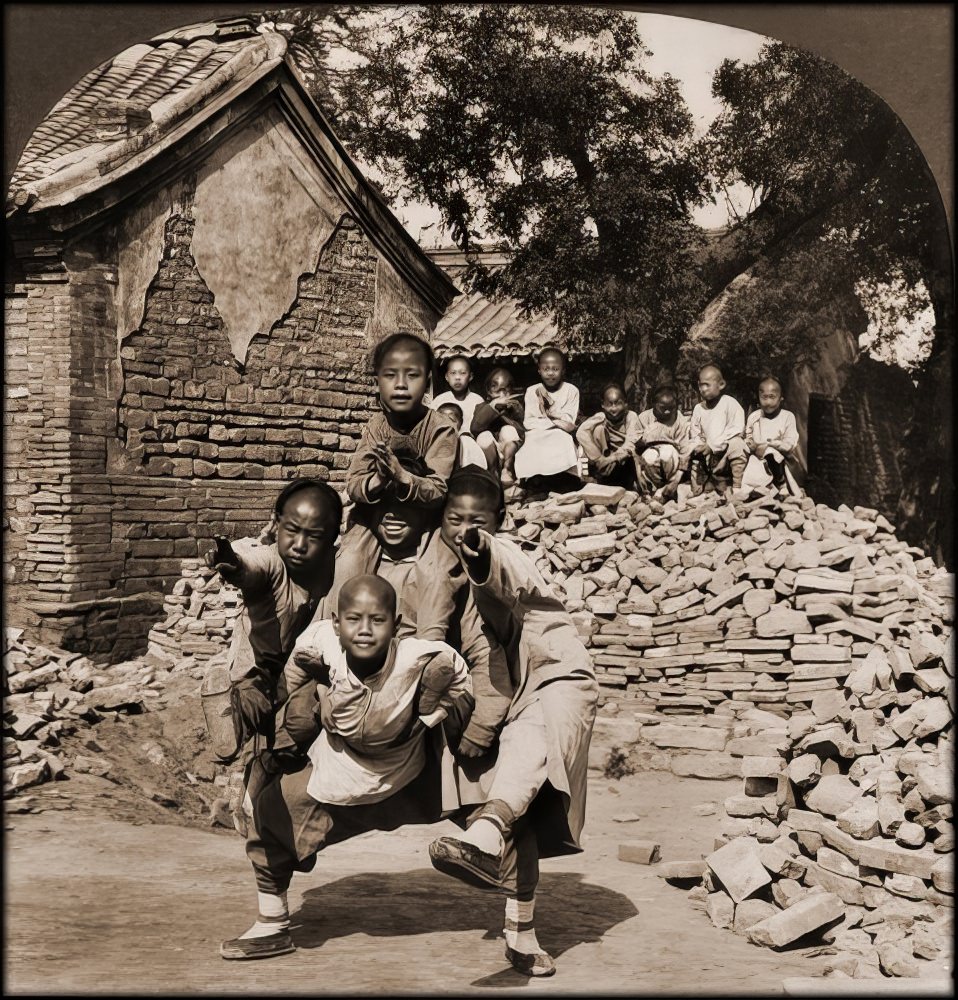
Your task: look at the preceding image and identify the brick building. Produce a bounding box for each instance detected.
[4,18,457,659]
[426,247,622,415]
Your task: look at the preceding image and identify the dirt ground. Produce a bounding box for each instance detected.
[5,766,841,995]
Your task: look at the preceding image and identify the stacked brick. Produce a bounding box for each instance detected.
[667,630,954,980]
[146,558,243,663]
[117,213,377,483]
[499,485,951,718]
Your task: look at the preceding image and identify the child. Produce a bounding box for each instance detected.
[635,385,693,499]
[323,331,458,616]
[221,575,473,960]
[575,382,640,490]
[688,364,748,495]
[513,347,581,490]
[427,467,598,977]
[436,401,488,469]
[430,354,484,430]
[200,479,342,764]
[743,376,801,495]
[470,367,525,486]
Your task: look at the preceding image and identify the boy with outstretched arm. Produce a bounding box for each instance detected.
[427,468,598,977]
[200,479,342,766]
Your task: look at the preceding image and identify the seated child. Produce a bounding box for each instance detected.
[688,364,748,494]
[323,331,458,616]
[436,401,488,469]
[635,385,693,499]
[430,354,484,430]
[221,575,473,960]
[575,382,640,490]
[200,479,342,764]
[426,467,598,977]
[513,347,581,490]
[743,376,801,495]
[470,367,526,486]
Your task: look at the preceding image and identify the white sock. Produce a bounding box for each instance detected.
[504,897,541,954]
[459,817,504,856]
[239,891,290,939]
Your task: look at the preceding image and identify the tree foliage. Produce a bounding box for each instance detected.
[273,4,710,403]
[702,41,949,361]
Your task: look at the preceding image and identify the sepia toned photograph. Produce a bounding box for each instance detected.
[3,3,953,994]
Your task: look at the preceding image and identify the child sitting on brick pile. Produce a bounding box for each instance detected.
[200,479,342,765]
[688,363,748,495]
[513,346,581,493]
[436,401,488,469]
[427,467,598,977]
[220,575,473,961]
[634,385,693,500]
[575,382,641,490]
[743,375,801,496]
[470,367,526,487]
[322,331,458,617]
[430,354,484,430]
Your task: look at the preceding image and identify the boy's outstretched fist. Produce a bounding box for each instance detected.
[458,526,491,584]
[206,535,239,576]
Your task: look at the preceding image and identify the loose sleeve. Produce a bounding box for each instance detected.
[575,412,606,461]
[611,411,641,459]
[457,591,513,747]
[346,419,385,504]
[227,539,278,600]
[777,411,799,453]
[394,417,458,507]
[556,384,580,425]
[745,410,761,450]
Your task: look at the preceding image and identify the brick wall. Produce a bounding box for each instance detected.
[117,210,377,482]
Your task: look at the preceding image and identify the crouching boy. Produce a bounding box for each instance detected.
[220,575,473,960]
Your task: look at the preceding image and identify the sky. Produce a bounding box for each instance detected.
[388,10,767,245]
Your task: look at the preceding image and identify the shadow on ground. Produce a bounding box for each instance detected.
[296,867,637,987]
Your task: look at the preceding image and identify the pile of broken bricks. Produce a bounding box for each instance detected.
[2,625,186,796]
[650,630,954,982]
[504,483,953,717]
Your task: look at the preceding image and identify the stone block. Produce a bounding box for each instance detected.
[618,841,661,865]
[648,725,728,752]
[746,891,844,948]
[705,890,734,929]
[656,860,706,881]
[800,859,864,906]
[706,837,772,903]
[756,608,812,637]
[732,898,778,936]
[805,775,864,819]
[835,799,881,840]
[670,754,740,780]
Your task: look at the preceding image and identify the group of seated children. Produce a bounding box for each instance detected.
[429,347,801,500]
[202,331,598,978]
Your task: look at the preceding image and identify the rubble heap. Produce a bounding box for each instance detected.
[665,629,953,980]
[508,484,951,717]
[3,626,183,793]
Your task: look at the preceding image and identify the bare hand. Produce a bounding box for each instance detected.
[693,443,711,457]
[206,535,238,573]
[458,526,491,583]
[371,442,408,484]
[456,734,489,759]
[595,456,617,475]
[754,443,768,458]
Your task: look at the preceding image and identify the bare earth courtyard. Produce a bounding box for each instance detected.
[7,771,838,995]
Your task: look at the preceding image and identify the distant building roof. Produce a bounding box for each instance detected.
[426,247,618,360]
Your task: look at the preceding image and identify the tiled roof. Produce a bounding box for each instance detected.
[7,18,283,210]
[426,248,617,359]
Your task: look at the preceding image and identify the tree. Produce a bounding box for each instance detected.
[314,4,709,405]
[700,42,952,564]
